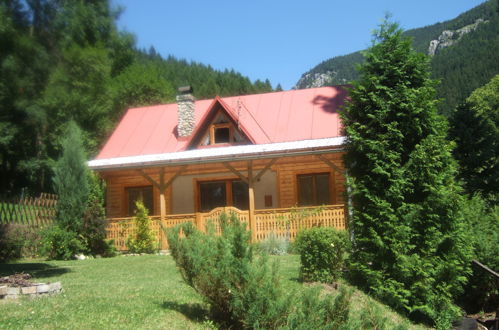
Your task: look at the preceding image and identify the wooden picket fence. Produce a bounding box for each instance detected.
[0,193,57,226]
[106,204,346,251]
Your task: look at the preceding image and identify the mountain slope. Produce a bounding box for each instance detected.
[296,0,499,115]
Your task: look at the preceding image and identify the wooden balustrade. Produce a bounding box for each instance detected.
[106,204,346,251]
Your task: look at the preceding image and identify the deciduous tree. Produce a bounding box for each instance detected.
[450,75,498,204]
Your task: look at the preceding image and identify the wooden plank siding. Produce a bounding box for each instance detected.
[100,152,347,250]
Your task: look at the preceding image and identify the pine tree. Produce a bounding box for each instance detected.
[342,19,472,326]
[53,121,89,234]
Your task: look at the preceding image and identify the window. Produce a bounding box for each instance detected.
[196,112,250,147]
[199,181,226,211]
[127,186,153,216]
[198,179,248,212]
[211,123,232,144]
[214,126,230,143]
[297,173,331,206]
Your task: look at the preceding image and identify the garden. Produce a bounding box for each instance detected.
[0,237,422,329]
[1,17,497,330]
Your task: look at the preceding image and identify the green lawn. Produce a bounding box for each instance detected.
[0,255,425,329]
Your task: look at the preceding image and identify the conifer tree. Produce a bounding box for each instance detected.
[53,121,89,234]
[342,19,472,326]
[450,75,499,204]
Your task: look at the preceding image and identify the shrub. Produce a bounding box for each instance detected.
[40,225,85,260]
[101,239,118,258]
[0,224,44,262]
[258,232,289,255]
[126,200,156,254]
[167,213,352,328]
[458,195,499,312]
[295,227,350,283]
[286,286,352,329]
[0,224,23,262]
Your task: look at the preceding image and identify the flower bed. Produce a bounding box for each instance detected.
[0,273,62,300]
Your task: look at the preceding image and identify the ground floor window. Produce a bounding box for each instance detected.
[297,173,331,206]
[198,179,248,212]
[127,186,153,216]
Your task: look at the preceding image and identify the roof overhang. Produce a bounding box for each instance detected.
[88,136,346,171]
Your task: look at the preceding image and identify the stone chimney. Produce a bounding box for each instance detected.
[176,86,195,137]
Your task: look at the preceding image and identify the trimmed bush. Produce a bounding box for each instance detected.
[295,227,350,283]
[40,225,85,260]
[167,213,352,328]
[126,200,156,254]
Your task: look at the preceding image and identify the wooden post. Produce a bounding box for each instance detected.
[247,161,257,242]
[195,212,204,232]
[159,167,167,221]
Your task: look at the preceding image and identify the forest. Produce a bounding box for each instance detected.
[0,0,276,195]
[296,0,499,116]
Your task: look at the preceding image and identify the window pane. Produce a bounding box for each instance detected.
[298,175,314,206]
[200,181,226,212]
[315,174,330,205]
[232,180,249,210]
[128,186,153,216]
[214,127,230,143]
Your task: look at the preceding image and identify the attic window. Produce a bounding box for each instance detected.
[210,123,232,144]
[214,126,230,143]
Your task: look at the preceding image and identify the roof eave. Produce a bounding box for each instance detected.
[88,137,346,171]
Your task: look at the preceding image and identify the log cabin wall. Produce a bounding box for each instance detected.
[274,153,346,208]
[100,152,346,218]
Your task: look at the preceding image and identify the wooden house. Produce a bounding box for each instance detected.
[88,86,349,249]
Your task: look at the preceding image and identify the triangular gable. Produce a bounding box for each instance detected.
[187,96,255,149]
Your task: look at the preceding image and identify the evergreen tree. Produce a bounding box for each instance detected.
[53,121,89,234]
[342,19,472,326]
[450,75,499,204]
[82,171,108,255]
[0,0,276,195]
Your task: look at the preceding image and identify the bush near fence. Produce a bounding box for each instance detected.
[106,205,347,251]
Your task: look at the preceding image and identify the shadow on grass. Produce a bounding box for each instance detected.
[161,301,209,323]
[0,263,71,278]
[289,276,302,283]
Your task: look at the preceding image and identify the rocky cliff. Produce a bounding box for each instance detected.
[428,18,488,56]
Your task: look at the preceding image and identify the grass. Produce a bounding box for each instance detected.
[0,255,427,329]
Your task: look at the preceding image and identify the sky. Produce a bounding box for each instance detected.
[113,0,486,90]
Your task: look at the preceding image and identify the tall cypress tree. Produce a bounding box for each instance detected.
[53,121,89,234]
[342,19,472,326]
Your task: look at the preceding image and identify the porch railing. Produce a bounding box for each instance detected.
[106,204,346,251]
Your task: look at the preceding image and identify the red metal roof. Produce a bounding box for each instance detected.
[95,86,347,160]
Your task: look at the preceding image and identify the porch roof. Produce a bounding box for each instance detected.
[88,136,345,170]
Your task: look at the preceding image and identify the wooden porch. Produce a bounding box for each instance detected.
[106,204,346,251]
